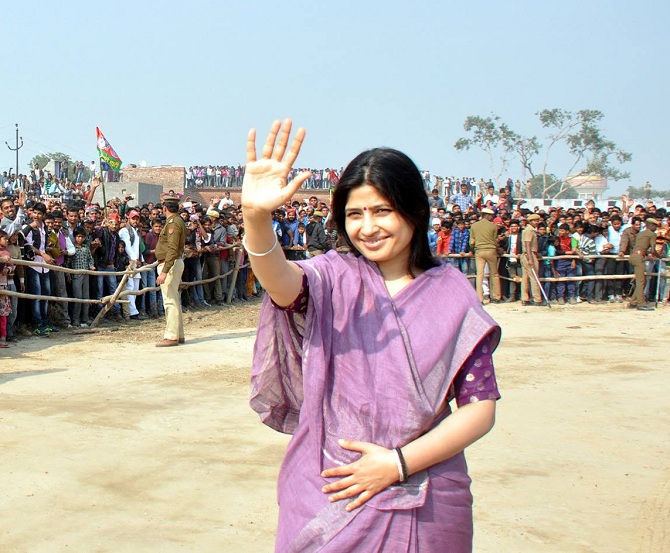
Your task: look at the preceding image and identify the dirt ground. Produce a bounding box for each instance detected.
[1,299,668,553]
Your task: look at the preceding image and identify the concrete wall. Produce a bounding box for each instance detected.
[98,182,165,206]
[120,166,185,195]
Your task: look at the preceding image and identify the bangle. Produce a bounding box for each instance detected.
[242,235,279,257]
[394,447,409,483]
[393,449,404,483]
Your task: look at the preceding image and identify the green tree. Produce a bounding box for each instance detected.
[535,109,631,199]
[454,109,632,199]
[454,115,520,187]
[528,174,578,200]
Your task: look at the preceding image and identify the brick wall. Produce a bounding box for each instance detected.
[121,166,185,194]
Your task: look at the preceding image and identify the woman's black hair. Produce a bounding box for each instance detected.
[332,148,438,274]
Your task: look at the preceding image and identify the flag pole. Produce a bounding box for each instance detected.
[100,154,108,218]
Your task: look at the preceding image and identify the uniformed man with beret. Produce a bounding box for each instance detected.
[469,208,502,303]
[155,195,186,346]
[628,217,658,311]
[521,213,544,305]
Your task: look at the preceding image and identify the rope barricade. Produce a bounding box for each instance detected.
[436,253,669,283]
[0,246,248,329]
[1,250,665,329]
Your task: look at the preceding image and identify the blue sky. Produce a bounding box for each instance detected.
[2,0,668,197]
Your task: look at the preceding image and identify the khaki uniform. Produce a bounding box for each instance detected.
[155,213,186,341]
[628,229,656,306]
[521,225,542,303]
[469,218,501,302]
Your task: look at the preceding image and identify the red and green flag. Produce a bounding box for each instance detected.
[96,127,122,172]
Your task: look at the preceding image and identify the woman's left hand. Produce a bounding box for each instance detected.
[321,439,399,512]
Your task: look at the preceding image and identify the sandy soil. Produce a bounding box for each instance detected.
[1,299,668,553]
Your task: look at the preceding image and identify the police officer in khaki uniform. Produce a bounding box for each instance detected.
[469,208,502,303]
[628,217,658,311]
[155,195,186,346]
[521,213,544,305]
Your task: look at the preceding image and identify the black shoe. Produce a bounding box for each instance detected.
[637,305,655,311]
[489,299,502,304]
[522,301,532,306]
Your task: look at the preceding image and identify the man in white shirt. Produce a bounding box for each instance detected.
[483,184,499,207]
[604,216,625,302]
[118,210,145,319]
[217,191,234,211]
[0,191,27,235]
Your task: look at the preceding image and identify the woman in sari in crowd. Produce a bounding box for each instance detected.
[244,120,501,553]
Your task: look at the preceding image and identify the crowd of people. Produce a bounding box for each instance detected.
[0,184,258,346]
[186,165,341,190]
[423,183,668,309]
[0,169,666,347]
[1,164,114,204]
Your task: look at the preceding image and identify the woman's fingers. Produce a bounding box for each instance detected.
[322,473,355,493]
[345,490,373,512]
[284,170,312,197]
[283,127,306,168]
[251,119,305,170]
[246,128,257,163]
[272,119,292,161]
[321,463,355,481]
[337,439,370,454]
[261,120,282,160]
[327,482,362,503]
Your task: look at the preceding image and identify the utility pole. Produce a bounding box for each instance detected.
[5,123,23,178]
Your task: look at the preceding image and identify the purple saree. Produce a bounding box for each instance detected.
[250,251,501,552]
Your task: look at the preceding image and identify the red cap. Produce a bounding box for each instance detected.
[127,210,140,219]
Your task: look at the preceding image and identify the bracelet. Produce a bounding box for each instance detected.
[393,449,404,483]
[242,235,279,257]
[394,447,409,483]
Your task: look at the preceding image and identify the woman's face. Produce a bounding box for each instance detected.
[344,184,413,274]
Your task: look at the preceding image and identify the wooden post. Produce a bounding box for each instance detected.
[226,248,243,304]
[90,272,130,328]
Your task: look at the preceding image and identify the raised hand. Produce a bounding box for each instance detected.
[241,119,311,217]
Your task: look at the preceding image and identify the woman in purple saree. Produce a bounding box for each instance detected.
[243,120,501,552]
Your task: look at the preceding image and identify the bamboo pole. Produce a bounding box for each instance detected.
[90,272,130,329]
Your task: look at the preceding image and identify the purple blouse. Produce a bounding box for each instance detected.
[274,272,500,407]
